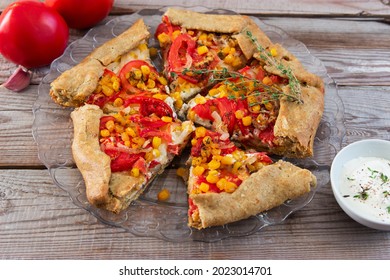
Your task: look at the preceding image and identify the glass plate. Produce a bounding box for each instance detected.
[33,7,345,242]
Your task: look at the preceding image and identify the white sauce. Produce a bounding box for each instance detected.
[340,157,390,222]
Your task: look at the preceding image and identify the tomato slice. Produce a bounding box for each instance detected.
[109,152,144,172]
[119,60,159,94]
[123,96,173,118]
[155,15,180,39]
[168,33,196,72]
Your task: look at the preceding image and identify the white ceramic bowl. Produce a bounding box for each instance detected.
[330,139,390,231]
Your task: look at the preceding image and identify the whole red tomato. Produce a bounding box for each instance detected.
[0,1,69,69]
[45,0,114,30]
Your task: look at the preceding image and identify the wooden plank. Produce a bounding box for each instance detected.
[2,0,390,17]
[1,168,390,259]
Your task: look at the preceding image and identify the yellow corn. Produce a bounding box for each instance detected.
[232,161,242,174]
[264,102,274,111]
[221,155,234,165]
[242,116,252,126]
[195,95,207,104]
[251,104,261,113]
[176,167,188,179]
[157,33,170,44]
[262,76,273,86]
[131,167,140,177]
[197,45,209,55]
[193,165,205,176]
[208,159,221,170]
[224,181,238,193]
[195,126,207,138]
[146,79,156,89]
[153,148,161,158]
[198,33,207,42]
[102,85,114,96]
[100,129,110,137]
[152,136,162,149]
[202,135,212,146]
[105,120,115,132]
[157,188,170,201]
[121,132,130,142]
[145,152,154,162]
[157,76,168,85]
[113,98,123,107]
[112,79,120,92]
[270,48,278,57]
[138,43,148,52]
[208,88,220,96]
[192,157,203,166]
[235,110,244,119]
[132,69,142,80]
[124,140,131,147]
[229,47,236,55]
[161,116,172,122]
[199,182,210,193]
[141,65,150,77]
[222,46,230,55]
[216,178,227,190]
[125,127,137,138]
[206,170,220,184]
[224,54,234,64]
[172,30,181,40]
[115,124,124,133]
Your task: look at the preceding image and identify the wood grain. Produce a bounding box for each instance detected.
[1,1,390,260]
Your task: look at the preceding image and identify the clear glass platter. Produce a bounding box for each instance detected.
[33,6,345,242]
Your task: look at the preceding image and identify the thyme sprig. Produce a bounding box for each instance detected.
[246,31,302,104]
[182,67,302,104]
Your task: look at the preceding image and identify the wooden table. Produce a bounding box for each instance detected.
[1,0,390,259]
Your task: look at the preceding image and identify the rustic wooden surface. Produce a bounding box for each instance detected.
[1,0,390,259]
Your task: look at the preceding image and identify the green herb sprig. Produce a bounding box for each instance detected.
[246,31,302,104]
[183,67,302,104]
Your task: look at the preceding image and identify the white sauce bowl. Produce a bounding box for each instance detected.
[330,139,390,231]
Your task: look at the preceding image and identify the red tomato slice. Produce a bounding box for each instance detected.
[168,33,196,72]
[119,60,159,94]
[123,96,173,118]
[110,153,144,172]
[155,15,180,39]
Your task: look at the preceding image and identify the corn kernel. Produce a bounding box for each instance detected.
[157,33,170,44]
[157,188,170,201]
[145,152,154,162]
[242,116,252,126]
[264,102,274,111]
[158,76,168,85]
[146,79,156,89]
[121,132,130,142]
[224,181,238,193]
[195,126,207,138]
[124,140,131,147]
[206,170,220,184]
[235,110,244,119]
[112,79,120,92]
[251,104,261,113]
[161,116,173,122]
[197,45,209,55]
[113,97,123,107]
[192,157,202,166]
[202,135,212,146]
[216,178,227,190]
[193,165,205,176]
[176,167,188,179]
[172,30,181,40]
[270,48,278,57]
[229,47,236,55]
[125,127,137,137]
[138,43,148,52]
[115,124,124,133]
[175,98,183,109]
[100,129,110,137]
[131,69,141,80]
[224,54,234,64]
[221,155,234,165]
[191,138,198,146]
[198,33,207,42]
[208,88,219,96]
[262,76,273,85]
[222,46,230,55]
[131,167,140,177]
[102,85,114,96]
[208,159,221,170]
[199,182,210,193]
[105,120,115,132]
[152,137,162,149]
[195,95,207,104]
[232,161,242,174]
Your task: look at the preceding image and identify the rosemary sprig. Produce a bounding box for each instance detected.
[246,31,302,104]
[183,67,302,103]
